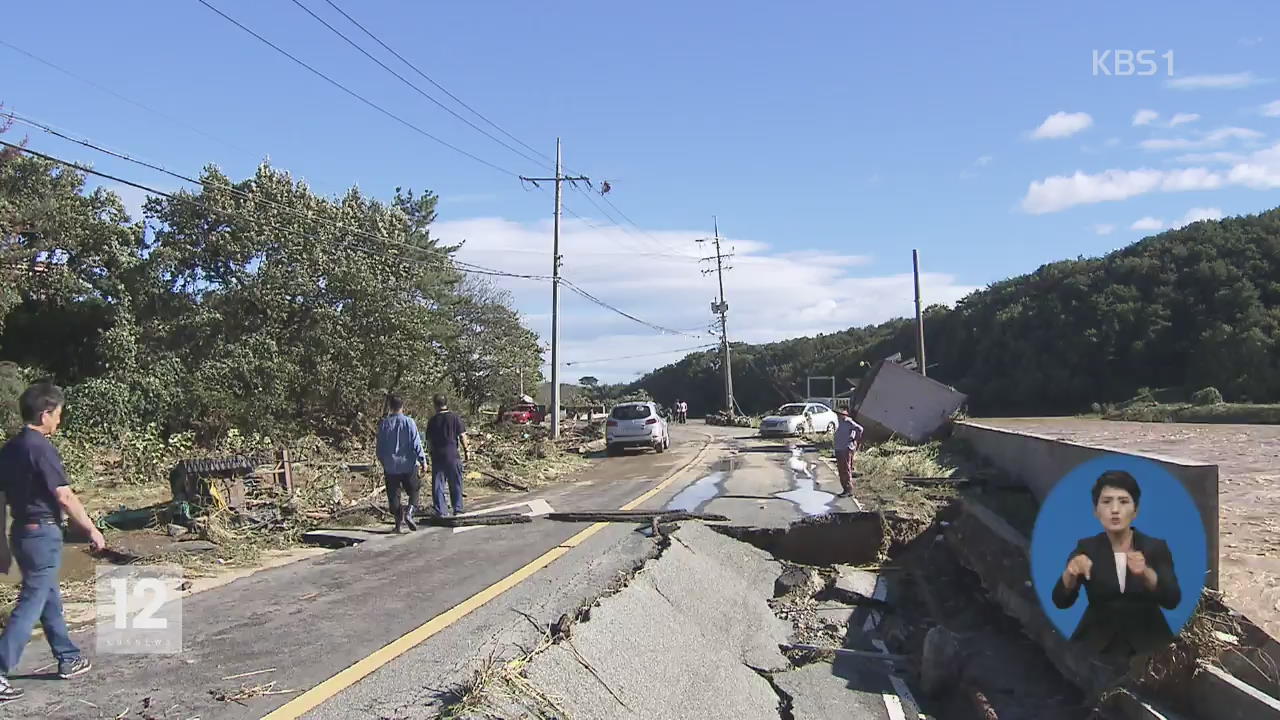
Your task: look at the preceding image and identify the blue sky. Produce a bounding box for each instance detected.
[4,1,1280,381]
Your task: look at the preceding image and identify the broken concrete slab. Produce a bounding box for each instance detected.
[850,357,966,444]
[771,662,894,720]
[1191,662,1280,720]
[648,523,794,672]
[520,575,783,720]
[833,566,878,598]
[484,523,795,720]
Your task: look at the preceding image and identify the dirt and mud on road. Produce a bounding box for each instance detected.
[974,417,1280,642]
[438,434,1088,720]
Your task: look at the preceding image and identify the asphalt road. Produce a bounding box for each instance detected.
[0,425,905,719]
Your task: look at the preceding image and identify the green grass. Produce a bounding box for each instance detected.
[1103,402,1280,424]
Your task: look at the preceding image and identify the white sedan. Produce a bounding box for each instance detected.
[759,403,840,437]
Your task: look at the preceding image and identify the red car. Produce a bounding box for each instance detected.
[503,403,547,424]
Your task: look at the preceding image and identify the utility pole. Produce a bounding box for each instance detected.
[913,248,927,377]
[520,139,588,438]
[698,217,735,414]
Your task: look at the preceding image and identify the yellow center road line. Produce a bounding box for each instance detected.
[263,433,716,719]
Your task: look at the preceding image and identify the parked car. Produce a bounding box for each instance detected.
[605,401,670,455]
[503,403,547,424]
[759,402,839,437]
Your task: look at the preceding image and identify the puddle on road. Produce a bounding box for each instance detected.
[774,446,834,516]
[665,470,728,512]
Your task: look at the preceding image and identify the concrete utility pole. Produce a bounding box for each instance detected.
[913,249,927,377]
[520,139,588,438]
[699,217,735,414]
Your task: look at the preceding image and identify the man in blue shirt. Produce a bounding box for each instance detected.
[0,383,105,704]
[375,394,427,533]
[832,409,864,498]
[426,394,470,516]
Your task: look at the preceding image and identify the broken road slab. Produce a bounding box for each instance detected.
[772,661,898,720]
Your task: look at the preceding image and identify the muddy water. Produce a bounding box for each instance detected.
[2,532,174,588]
[666,468,729,512]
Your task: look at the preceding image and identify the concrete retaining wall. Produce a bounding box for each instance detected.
[952,421,1220,590]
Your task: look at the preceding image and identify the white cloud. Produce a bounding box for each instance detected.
[1021,140,1280,214]
[1106,137,1122,147]
[440,216,981,382]
[1139,127,1264,151]
[1129,208,1225,234]
[1168,113,1200,127]
[1133,109,1159,126]
[1032,111,1094,139]
[1092,224,1116,235]
[976,155,993,166]
[1240,37,1264,47]
[1173,151,1247,165]
[1263,100,1280,117]
[1022,169,1166,214]
[1176,207,1224,226]
[1167,72,1264,90]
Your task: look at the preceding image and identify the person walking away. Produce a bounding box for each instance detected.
[426,394,470,516]
[0,382,105,703]
[832,409,863,498]
[376,394,427,533]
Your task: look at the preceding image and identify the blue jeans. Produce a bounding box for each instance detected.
[0,523,80,675]
[432,461,464,516]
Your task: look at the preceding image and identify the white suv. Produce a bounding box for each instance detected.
[606,401,670,455]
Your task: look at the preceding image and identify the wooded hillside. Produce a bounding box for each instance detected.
[634,207,1280,417]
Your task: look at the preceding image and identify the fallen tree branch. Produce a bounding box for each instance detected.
[479,469,529,492]
[781,643,910,664]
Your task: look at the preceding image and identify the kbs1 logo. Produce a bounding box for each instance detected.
[1092,50,1174,77]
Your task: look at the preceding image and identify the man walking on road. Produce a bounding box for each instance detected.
[0,383,105,703]
[426,394,470,516]
[832,408,864,498]
[376,394,427,533]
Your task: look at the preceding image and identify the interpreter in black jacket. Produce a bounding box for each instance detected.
[1052,470,1182,659]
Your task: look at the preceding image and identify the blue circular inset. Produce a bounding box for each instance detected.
[1030,454,1208,642]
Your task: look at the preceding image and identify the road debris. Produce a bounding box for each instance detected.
[221,667,277,681]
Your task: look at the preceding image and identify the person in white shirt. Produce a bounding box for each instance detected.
[832,409,863,497]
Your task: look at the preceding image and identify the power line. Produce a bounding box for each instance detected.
[0,139,550,282]
[0,39,250,155]
[287,0,550,173]
[318,0,555,167]
[3,111,536,278]
[566,343,718,367]
[560,278,703,338]
[194,0,521,178]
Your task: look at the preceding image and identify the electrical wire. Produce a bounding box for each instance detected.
[2,112,535,278]
[565,343,718,367]
[287,0,550,173]
[0,39,250,155]
[194,0,522,178]
[559,278,703,338]
[318,0,555,167]
[0,139,550,281]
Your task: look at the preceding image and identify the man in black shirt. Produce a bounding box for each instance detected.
[0,383,106,704]
[426,394,470,516]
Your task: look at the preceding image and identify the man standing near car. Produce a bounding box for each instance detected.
[0,382,104,704]
[427,394,470,516]
[376,394,427,532]
[832,409,864,498]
